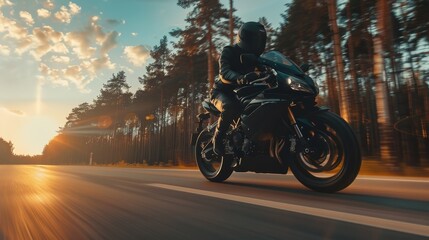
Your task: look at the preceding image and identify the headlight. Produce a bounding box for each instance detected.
[287,76,314,93]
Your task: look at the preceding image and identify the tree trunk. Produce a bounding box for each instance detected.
[399,2,419,91]
[346,3,363,146]
[327,0,350,122]
[229,0,234,45]
[206,8,216,89]
[325,57,339,114]
[158,89,164,165]
[373,0,396,163]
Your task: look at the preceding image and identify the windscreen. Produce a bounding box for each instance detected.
[260,51,302,73]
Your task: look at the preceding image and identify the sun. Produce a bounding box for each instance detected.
[18,115,59,155]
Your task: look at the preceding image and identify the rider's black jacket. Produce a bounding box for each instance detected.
[214,44,257,92]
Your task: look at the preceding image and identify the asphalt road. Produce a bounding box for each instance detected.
[0,165,428,240]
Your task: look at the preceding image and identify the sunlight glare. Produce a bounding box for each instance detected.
[19,115,59,155]
[25,167,55,205]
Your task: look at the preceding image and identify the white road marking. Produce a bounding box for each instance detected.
[148,183,429,237]
[127,168,199,172]
[140,169,429,183]
[356,176,429,183]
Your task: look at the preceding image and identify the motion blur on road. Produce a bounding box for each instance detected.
[0,165,427,240]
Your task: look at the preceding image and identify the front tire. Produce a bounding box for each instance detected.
[290,111,361,193]
[195,128,233,182]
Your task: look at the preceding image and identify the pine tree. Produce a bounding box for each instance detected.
[177,0,229,88]
[139,36,172,91]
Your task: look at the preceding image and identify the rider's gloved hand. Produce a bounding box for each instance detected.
[262,71,276,85]
[237,72,260,85]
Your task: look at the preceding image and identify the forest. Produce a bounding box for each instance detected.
[1,0,428,168]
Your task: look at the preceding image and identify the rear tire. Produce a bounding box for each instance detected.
[290,111,361,193]
[195,128,233,182]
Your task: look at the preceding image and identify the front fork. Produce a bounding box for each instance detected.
[287,106,311,154]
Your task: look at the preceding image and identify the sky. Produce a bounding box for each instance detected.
[0,0,287,155]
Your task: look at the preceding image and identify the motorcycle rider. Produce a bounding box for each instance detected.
[211,21,267,155]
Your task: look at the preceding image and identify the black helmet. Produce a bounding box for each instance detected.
[237,22,267,56]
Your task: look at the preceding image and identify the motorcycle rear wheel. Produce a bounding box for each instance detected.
[195,128,233,182]
[290,111,361,193]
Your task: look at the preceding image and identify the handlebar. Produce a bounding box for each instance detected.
[251,74,271,84]
[250,69,277,84]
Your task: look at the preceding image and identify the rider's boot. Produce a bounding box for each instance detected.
[212,115,230,156]
[212,127,226,156]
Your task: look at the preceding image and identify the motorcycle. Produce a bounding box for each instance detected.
[191,51,361,193]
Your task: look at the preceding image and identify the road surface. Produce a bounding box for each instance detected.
[0,165,428,240]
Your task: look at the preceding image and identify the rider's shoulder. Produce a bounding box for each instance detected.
[226,44,241,49]
[221,44,240,56]
[222,45,234,52]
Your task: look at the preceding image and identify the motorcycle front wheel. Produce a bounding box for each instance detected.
[290,111,361,193]
[195,128,233,182]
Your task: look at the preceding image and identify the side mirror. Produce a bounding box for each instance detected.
[240,54,258,65]
[300,63,312,73]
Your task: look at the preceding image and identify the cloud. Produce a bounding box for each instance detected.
[100,31,118,55]
[0,44,10,55]
[59,63,92,93]
[0,12,32,55]
[30,26,64,59]
[0,0,13,8]
[68,2,81,15]
[64,65,81,76]
[64,17,95,58]
[7,109,24,116]
[64,16,118,59]
[124,45,150,66]
[105,19,125,26]
[65,27,96,59]
[39,63,69,87]
[64,65,86,87]
[37,8,51,18]
[0,11,28,40]
[1,4,119,93]
[43,0,54,9]
[51,55,70,63]
[90,55,115,73]
[54,2,81,24]
[54,6,72,23]
[15,36,33,55]
[90,16,106,44]
[65,16,106,59]
[0,107,25,116]
[19,11,34,26]
[52,42,69,54]
[39,54,115,92]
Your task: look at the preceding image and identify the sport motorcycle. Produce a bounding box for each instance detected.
[191,51,361,193]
